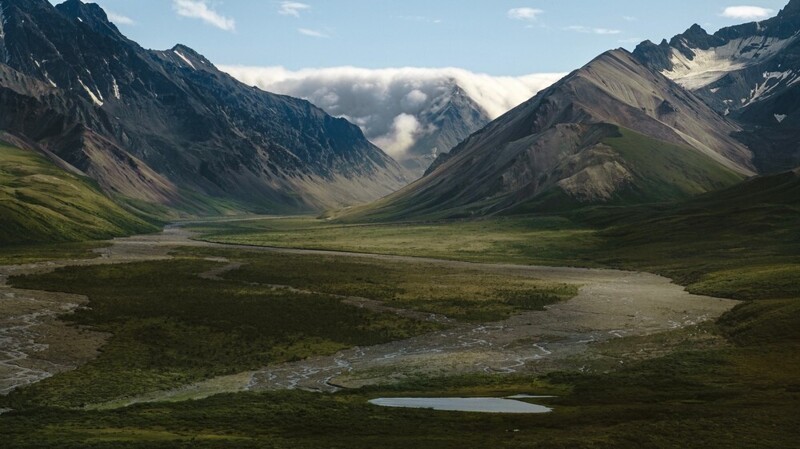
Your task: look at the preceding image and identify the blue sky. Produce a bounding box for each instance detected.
[53,0,789,74]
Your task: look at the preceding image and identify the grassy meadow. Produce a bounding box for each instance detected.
[0,170,798,447]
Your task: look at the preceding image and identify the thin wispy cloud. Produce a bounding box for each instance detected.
[172,0,236,31]
[720,6,775,20]
[298,28,329,38]
[565,25,621,35]
[622,16,637,22]
[107,11,135,26]
[508,7,544,21]
[279,2,311,18]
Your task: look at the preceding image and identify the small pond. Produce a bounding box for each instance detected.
[368,397,552,414]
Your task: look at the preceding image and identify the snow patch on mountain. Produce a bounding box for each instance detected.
[78,78,103,106]
[174,50,196,70]
[112,77,121,100]
[744,70,797,106]
[662,35,797,89]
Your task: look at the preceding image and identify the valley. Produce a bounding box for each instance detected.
[0,212,797,447]
[1,0,800,447]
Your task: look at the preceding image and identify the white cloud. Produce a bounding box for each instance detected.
[106,11,135,26]
[172,0,235,31]
[720,6,775,20]
[622,16,637,22]
[279,2,311,18]
[508,8,543,21]
[565,25,621,35]
[373,114,424,156]
[220,65,564,159]
[298,28,330,38]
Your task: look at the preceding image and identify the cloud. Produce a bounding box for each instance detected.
[298,28,330,38]
[279,2,311,18]
[622,16,637,22]
[220,65,564,159]
[373,114,424,157]
[565,25,621,35]
[172,0,235,31]
[106,11,135,26]
[508,8,543,21]
[720,6,775,20]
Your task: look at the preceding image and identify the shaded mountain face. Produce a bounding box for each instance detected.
[633,0,800,173]
[345,50,751,221]
[399,85,490,178]
[0,0,408,212]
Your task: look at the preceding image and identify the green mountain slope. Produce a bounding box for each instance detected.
[572,168,800,297]
[513,127,746,213]
[342,126,745,222]
[0,143,158,246]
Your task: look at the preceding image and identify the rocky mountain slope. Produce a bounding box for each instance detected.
[344,49,753,221]
[0,0,408,213]
[633,0,800,172]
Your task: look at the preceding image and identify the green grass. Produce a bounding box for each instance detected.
[2,247,574,409]
[194,169,800,306]
[0,241,108,265]
[3,257,440,409]
[0,143,159,246]
[1,167,798,446]
[1,321,798,448]
[178,247,577,322]
[603,128,745,203]
[191,215,601,267]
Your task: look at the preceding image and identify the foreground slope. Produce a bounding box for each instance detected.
[0,0,407,213]
[345,50,751,221]
[0,141,157,245]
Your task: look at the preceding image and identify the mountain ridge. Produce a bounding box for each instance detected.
[341,49,751,221]
[632,0,800,173]
[0,0,409,213]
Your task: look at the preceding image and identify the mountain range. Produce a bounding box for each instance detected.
[344,0,800,221]
[2,0,800,235]
[0,0,408,215]
[633,0,800,173]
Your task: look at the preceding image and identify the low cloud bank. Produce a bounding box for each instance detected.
[221,65,564,158]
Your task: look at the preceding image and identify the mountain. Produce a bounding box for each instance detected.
[341,49,753,221]
[633,0,800,173]
[398,85,491,177]
[0,0,408,213]
[0,137,157,245]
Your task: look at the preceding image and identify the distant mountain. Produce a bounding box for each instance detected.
[398,85,490,177]
[0,0,408,213]
[633,0,800,173]
[343,50,752,221]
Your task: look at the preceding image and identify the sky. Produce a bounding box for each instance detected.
[51,0,790,75]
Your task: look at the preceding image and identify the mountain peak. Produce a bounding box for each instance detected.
[780,0,800,16]
[55,0,123,39]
